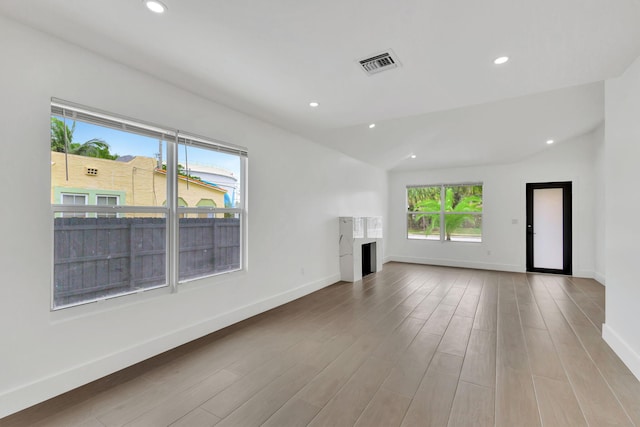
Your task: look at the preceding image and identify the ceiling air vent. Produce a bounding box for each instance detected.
[358,50,400,75]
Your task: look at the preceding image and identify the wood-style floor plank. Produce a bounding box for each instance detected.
[4,263,640,427]
[307,356,393,427]
[523,327,566,381]
[295,333,383,408]
[380,332,441,397]
[401,373,458,427]
[495,274,541,427]
[262,398,320,427]
[447,381,494,427]
[436,315,473,357]
[533,375,587,427]
[460,328,496,388]
[528,275,634,427]
[421,303,457,336]
[124,369,238,427]
[215,363,319,427]
[170,408,220,427]
[200,339,323,419]
[455,291,480,318]
[353,388,411,427]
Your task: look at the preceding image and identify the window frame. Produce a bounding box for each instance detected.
[406,183,483,243]
[50,98,248,310]
[61,192,88,205]
[96,194,119,218]
[60,192,88,218]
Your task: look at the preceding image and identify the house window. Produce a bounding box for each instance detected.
[196,199,217,218]
[62,193,87,205]
[50,99,247,309]
[61,193,87,217]
[96,195,119,218]
[407,184,483,242]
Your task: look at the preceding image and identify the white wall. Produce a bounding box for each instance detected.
[603,54,640,381]
[0,16,387,417]
[387,131,600,277]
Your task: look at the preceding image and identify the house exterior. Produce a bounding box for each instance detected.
[186,163,239,207]
[51,151,227,210]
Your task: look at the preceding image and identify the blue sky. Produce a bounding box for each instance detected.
[65,118,241,177]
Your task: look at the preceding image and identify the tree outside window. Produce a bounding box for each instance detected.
[407,184,483,242]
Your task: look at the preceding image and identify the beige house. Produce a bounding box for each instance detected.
[51,151,226,210]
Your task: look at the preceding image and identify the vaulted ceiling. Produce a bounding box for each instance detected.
[1,0,639,170]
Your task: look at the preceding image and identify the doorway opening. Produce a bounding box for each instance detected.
[526,182,572,275]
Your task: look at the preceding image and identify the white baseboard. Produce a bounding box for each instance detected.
[594,271,606,286]
[0,273,339,418]
[603,323,640,382]
[573,270,594,279]
[387,255,522,273]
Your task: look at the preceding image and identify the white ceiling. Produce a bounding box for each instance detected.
[1,0,639,170]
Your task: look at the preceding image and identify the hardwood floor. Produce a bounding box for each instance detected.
[3,262,640,427]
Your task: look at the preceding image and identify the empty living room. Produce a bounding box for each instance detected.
[1,1,640,426]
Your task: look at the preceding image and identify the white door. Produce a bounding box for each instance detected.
[532,188,564,270]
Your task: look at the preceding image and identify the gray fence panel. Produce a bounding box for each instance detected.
[53,217,240,307]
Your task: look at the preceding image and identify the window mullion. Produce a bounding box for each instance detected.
[167,132,179,293]
[240,155,248,269]
[440,185,445,241]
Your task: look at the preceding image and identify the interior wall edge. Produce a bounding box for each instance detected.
[594,272,606,286]
[603,323,640,382]
[386,255,522,273]
[572,270,595,279]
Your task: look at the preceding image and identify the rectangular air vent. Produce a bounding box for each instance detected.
[358,50,400,75]
[86,167,98,176]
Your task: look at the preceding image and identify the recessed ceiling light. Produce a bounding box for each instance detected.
[144,0,167,14]
[546,139,554,145]
[410,154,417,159]
[369,123,376,129]
[494,56,509,65]
[309,101,319,107]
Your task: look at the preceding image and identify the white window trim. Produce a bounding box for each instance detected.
[406,183,483,243]
[96,194,119,204]
[51,99,248,310]
[61,192,88,204]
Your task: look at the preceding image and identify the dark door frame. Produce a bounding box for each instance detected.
[526,181,572,275]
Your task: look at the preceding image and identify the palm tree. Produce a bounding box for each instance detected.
[415,187,482,240]
[51,117,118,160]
[50,117,74,153]
[68,139,117,159]
[407,186,440,211]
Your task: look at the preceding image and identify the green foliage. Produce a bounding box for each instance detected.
[407,186,440,211]
[67,139,118,160]
[50,117,74,153]
[50,117,118,160]
[161,163,202,181]
[413,186,482,240]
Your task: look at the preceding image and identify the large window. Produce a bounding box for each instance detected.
[50,99,247,309]
[407,184,483,242]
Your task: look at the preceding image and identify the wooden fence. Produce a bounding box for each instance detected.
[53,217,240,307]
